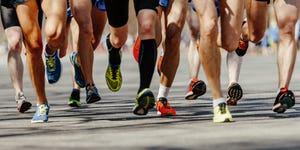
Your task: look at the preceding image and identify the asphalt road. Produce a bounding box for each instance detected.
[0,51,300,150]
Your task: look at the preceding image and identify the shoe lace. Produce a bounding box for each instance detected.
[218,103,227,114]
[46,56,56,72]
[38,105,48,116]
[110,65,120,80]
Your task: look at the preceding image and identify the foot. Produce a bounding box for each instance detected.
[86,84,101,104]
[133,88,155,115]
[235,38,249,57]
[106,34,122,92]
[213,103,233,123]
[272,87,295,113]
[16,92,32,113]
[226,82,243,106]
[45,46,61,84]
[70,52,85,88]
[68,89,81,107]
[156,97,176,116]
[31,104,50,123]
[185,78,207,100]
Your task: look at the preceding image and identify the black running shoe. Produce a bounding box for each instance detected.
[272,87,295,113]
[227,83,243,105]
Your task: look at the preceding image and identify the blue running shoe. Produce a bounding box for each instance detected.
[45,48,61,84]
[31,104,50,123]
[86,84,101,104]
[70,52,85,88]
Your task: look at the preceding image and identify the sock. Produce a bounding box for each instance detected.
[71,89,80,100]
[157,84,170,100]
[213,97,226,107]
[138,39,157,92]
[106,34,121,66]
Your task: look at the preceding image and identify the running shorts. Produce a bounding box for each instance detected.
[1,0,43,29]
[67,0,106,19]
[105,0,158,28]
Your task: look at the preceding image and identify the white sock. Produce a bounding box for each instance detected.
[157,84,170,100]
[213,97,226,107]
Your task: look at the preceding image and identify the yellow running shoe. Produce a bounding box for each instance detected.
[105,63,122,92]
[133,88,155,115]
[213,103,233,123]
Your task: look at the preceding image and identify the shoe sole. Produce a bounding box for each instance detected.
[105,65,122,92]
[19,101,32,113]
[272,96,295,113]
[185,80,207,100]
[86,94,101,104]
[227,83,243,105]
[68,100,81,107]
[133,89,155,115]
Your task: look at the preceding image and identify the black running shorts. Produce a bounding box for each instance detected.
[1,0,43,29]
[256,0,270,4]
[105,0,158,28]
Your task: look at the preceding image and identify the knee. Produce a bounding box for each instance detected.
[248,29,266,44]
[201,19,218,39]
[44,17,66,46]
[165,23,181,45]
[139,19,155,37]
[7,36,22,53]
[222,39,239,52]
[24,40,43,57]
[278,22,296,41]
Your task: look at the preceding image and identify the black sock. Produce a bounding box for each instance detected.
[106,34,121,66]
[71,89,80,100]
[138,39,157,93]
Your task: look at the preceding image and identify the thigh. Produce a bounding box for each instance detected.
[245,0,268,38]
[41,0,67,23]
[273,0,300,28]
[1,4,20,29]
[134,0,158,14]
[91,7,107,48]
[219,0,244,47]
[164,0,188,30]
[70,0,92,26]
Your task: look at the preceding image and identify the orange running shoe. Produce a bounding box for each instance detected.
[132,36,141,62]
[185,78,206,100]
[156,97,176,116]
[157,53,163,76]
[235,39,249,56]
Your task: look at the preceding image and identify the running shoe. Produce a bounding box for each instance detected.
[16,92,32,113]
[105,63,122,92]
[157,53,163,76]
[106,35,122,92]
[68,89,81,107]
[156,97,176,116]
[235,38,249,57]
[272,87,295,113]
[86,84,101,104]
[45,48,61,84]
[31,104,50,123]
[213,103,233,123]
[185,78,207,100]
[132,36,141,62]
[226,82,243,106]
[70,52,85,88]
[133,88,155,115]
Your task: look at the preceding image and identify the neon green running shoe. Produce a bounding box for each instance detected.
[213,103,233,123]
[105,63,122,92]
[133,88,155,115]
[68,89,81,107]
